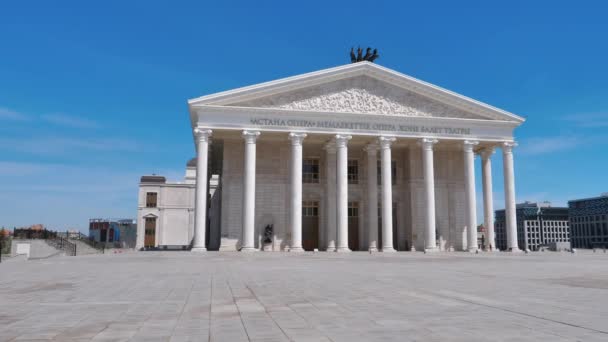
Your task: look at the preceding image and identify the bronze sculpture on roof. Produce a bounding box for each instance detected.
[350,46,379,63]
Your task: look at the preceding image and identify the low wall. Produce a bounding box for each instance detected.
[10,239,64,259]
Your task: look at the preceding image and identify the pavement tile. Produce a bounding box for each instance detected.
[1,251,607,341]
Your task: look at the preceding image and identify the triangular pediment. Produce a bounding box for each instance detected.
[229,75,486,120]
[189,62,524,123]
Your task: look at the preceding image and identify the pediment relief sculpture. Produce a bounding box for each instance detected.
[231,76,486,120]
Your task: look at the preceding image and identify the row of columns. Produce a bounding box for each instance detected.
[191,128,521,253]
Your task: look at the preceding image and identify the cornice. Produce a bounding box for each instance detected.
[188,64,364,105]
[193,104,519,128]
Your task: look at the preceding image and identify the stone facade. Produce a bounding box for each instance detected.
[142,141,470,252]
[137,62,525,253]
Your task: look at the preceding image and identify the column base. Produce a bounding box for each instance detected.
[335,247,351,253]
[424,247,439,253]
[508,247,523,253]
[219,238,239,252]
[191,247,207,253]
[240,247,258,252]
[410,246,417,252]
[467,247,479,253]
[484,248,499,252]
[289,247,305,253]
[381,247,396,253]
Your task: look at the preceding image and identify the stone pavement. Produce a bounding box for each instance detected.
[1,251,608,341]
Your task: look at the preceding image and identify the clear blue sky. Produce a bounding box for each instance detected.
[1,0,607,232]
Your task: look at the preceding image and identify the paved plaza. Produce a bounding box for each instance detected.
[1,251,608,341]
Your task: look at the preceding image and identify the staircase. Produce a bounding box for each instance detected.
[69,238,104,255]
[45,236,77,256]
[65,232,105,255]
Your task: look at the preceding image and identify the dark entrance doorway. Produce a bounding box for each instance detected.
[302,201,319,251]
[348,202,359,251]
[144,217,156,248]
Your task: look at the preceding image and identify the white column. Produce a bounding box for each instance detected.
[192,128,212,252]
[335,134,352,252]
[420,138,438,252]
[463,140,479,253]
[379,136,396,252]
[241,130,260,252]
[289,132,307,252]
[481,147,496,251]
[364,143,379,252]
[324,142,337,251]
[503,141,521,252]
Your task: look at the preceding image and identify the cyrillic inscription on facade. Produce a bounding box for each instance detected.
[250,117,471,136]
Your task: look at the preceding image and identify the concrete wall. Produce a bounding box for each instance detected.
[11,239,63,259]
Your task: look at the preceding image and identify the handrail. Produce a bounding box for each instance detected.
[69,232,105,253]
[46,236,77,256]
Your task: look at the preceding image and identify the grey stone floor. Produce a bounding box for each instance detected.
[1,251,608,342]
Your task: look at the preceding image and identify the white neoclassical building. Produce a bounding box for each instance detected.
[136,62,524,253]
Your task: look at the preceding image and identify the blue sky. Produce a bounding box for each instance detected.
[1,0,607,232]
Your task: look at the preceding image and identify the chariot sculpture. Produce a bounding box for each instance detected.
[350,47,379,63]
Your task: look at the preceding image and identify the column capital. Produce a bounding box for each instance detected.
[194,128,212,142]
[418,138,438,150]
[242,130,261,144]
[502,141,518,153]
[480,147,496,159]
[288,132,307,145]
[378,136,396,149]
[334,134,352,148]
[463,140,479,152]
[323,141,337,154]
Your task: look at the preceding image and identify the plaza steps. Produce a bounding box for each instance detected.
[68,238,104,256]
